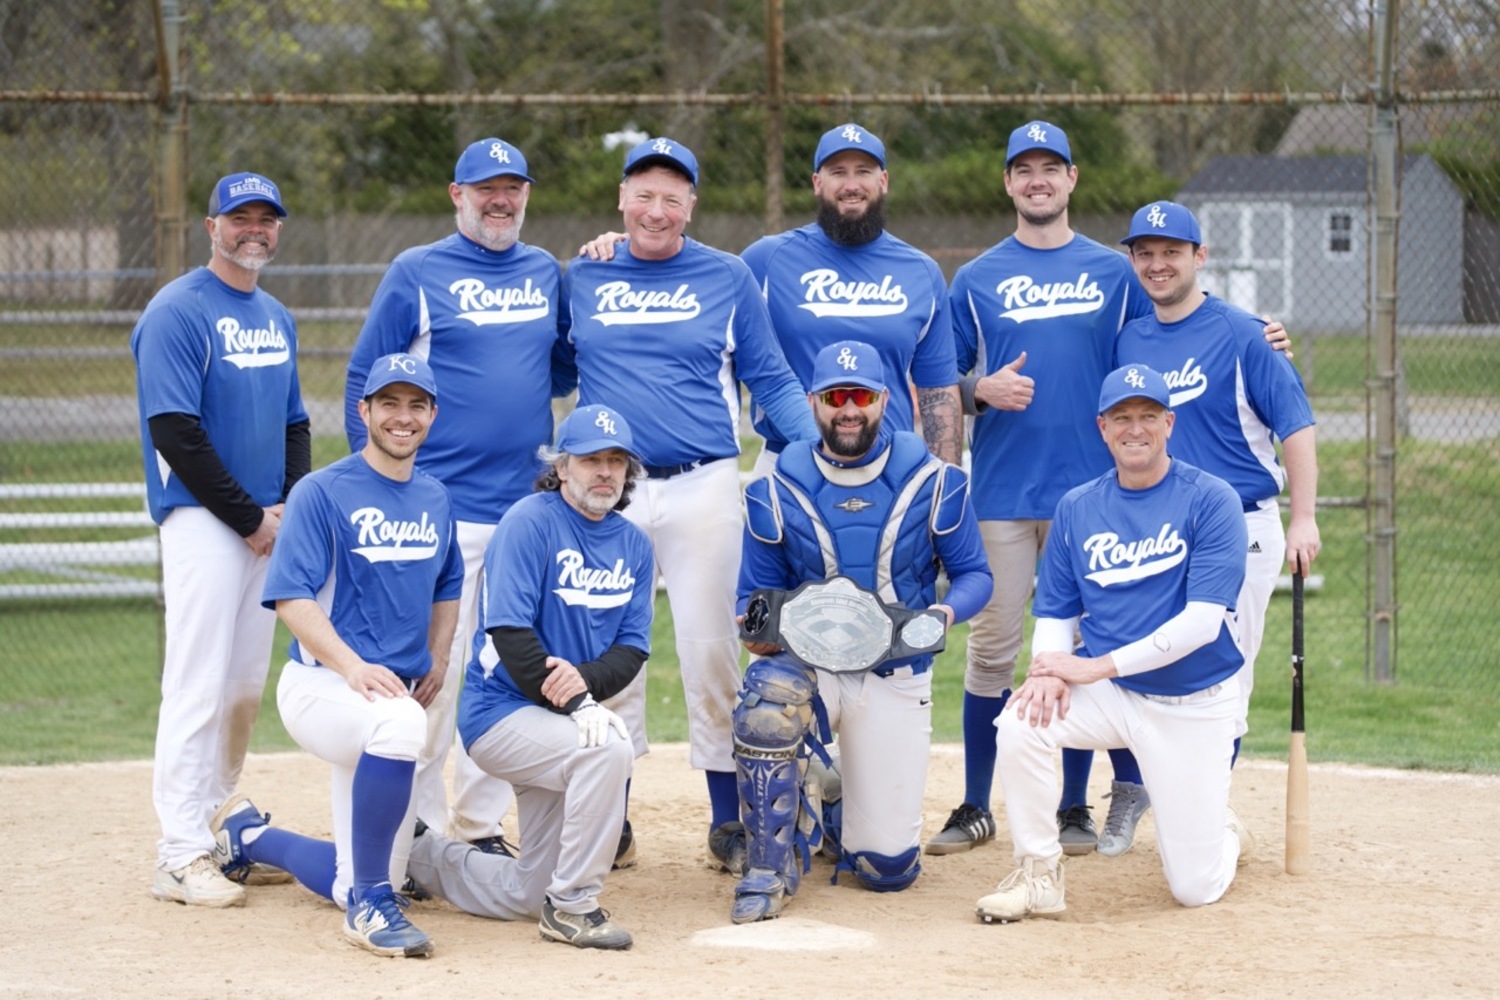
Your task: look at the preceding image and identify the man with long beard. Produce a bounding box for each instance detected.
[740,123,962,472]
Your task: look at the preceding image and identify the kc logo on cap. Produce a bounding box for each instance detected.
[363,352,439,402]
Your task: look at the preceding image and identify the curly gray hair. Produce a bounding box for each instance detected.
[533,444,643,512]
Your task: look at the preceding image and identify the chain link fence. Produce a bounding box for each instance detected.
[3,0,1497,760]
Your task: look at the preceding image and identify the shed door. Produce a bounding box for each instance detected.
[1196,202,1293,319]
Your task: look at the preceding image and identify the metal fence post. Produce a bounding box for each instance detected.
[1368,0,1400,684]
[152,0,189,290]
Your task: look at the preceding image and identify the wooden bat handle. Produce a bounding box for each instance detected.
[1286,732,1310,874]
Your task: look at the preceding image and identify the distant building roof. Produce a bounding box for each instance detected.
[1179,154,1440,197]
[1274,103,1490,156]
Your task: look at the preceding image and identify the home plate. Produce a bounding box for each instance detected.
[690,916,875,951]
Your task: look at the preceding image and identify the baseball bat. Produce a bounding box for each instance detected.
[1285,555,1310,875]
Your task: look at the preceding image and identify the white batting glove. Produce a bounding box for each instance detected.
[570,697,628,749]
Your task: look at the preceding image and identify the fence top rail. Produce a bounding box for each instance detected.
[0,482,145,499]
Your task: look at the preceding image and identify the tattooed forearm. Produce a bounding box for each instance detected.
[919,384,963,466]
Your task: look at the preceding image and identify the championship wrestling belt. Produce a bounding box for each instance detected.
[738,575,947,673]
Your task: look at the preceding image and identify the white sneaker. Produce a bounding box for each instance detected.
[1228,807,1254,868]
[976,858,1065,923]
[152,855,246,908]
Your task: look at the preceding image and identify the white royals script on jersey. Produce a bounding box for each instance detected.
[1162,357,1208,407]
[1082,524,1187,586]
[796,268,908,318]
[589,281,701,325]
[348,507,441,563]
[552,549,636,609]
[448,277,550,326]
[994,272,1104,323]
[216,316,291,369]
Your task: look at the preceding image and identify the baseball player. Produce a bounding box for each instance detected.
[740,122,961,468]
[403,404,652,950]
[730,340,992,923]
[1111,200,1319,775]
[938,122,1291,859]
[210,353,463,958]
[557,137,819,872]
[344,138,574,859]
[580,123,961,469]
[132,171,310,908]
[975,364,1252,924]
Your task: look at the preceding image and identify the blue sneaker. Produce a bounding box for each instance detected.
[209,794,272,884]
[344,883,433,958]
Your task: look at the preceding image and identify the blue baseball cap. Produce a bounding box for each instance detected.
[813,123,887,172]
[555,404,640,459]
[1005,120,1072,168]
[363,353,438,402]
[622,136,699,186]
[207,172,286,217]
[1121,200,1203,247]
[809,340,887,394]
[1098,363,1171,415]
[454,137,535,185]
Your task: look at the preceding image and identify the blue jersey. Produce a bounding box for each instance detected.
[344,233,572,523]
[559,237,818,466]
[132,268,308,525]
[1035,459,1247,697]
[952,234,1152,520]
[1116,295,1315,505]
[459,491,655,745]
[261,454,464,680]
[739,429,993,673]
[740,224,956,453]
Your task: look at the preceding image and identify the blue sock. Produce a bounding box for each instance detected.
[623,778,632,820]
[244,827,338,902]
[1059,749,1093,810]
[707,770,738,829]
[350,752,415,900]
[1231,736,1241,768]
[961,691,1010,808]
[1108,747,1143,785]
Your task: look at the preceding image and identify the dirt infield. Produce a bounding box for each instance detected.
[3,745,1496,999]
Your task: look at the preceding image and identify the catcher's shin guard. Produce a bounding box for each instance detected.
[731,657,816,923]
[732,751,803,923]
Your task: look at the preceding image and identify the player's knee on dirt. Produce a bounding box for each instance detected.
[845,845,921,892]
[364,694,427,761]
[733,657,816,752]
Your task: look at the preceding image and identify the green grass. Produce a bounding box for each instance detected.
[4,420,1497,771]
[4,511,1499,771]
[1299,332,1500,400]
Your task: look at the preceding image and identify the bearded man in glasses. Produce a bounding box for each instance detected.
[726,340,992,924]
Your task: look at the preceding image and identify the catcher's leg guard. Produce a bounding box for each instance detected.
[731,657,816,924]
[841,845,921,893]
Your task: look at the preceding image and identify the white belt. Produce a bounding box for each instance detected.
[1139,682,1223,706]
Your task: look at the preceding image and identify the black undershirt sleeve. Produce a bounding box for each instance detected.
[147,412,263,537]
[283,419,312,499]
[487,626,647,714]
